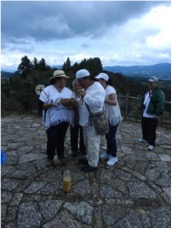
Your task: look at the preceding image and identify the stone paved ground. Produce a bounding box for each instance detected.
[1,115,171,228]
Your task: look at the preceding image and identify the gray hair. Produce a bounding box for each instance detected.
[72,78,79,86]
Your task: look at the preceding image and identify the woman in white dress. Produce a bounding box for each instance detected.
[39,70,74,166]
[95,73,122,166]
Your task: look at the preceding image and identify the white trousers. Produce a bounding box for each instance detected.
[83,125,101,167]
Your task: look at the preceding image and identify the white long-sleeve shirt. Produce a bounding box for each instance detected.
[79,82,105,126]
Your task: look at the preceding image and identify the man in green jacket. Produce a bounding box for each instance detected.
[138,76,165,151]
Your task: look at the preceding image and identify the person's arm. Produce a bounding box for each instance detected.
[39,99,57,110]
[84,92,104,109]
[155,90,165,118]
[105,93,117,106]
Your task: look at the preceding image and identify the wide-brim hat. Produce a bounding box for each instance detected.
[49,70,70,80]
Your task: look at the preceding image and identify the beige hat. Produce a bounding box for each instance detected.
[49,70,70,80]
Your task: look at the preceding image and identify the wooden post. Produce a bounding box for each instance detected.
[135,95,141,121]
[124,94,129,121]
[118,93,121,106]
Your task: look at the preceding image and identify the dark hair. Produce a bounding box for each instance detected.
[80,76,93,81]
[94,77,112,86]
[50,77,62,85]
[107,78,112,86]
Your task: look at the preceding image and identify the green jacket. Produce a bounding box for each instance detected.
[142,87,165,116]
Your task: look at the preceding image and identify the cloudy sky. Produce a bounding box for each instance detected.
[1,0,171,72]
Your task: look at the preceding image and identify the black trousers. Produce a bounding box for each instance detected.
[141,117,158,146]
[46,122,69,160]
[70,124,86,153]
[106,123,118,157]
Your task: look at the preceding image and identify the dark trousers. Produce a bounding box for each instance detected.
[70,124,86,153]
[46,122,69,160]
[141,117,158,146]
[106,123,119,157]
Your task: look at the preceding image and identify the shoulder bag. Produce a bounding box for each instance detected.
[85,103,109,135]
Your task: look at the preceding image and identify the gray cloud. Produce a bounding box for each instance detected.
[2,1,168,43]
[1,1,170,70]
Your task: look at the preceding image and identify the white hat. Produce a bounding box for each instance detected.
[76,69,90,79]
[95,73,109,81]
[148,76,158,83]
[49,70,69,80]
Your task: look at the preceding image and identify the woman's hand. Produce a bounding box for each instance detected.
[43,100,57,109]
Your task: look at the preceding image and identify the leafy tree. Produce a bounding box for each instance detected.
[62,57,71,72]
[17,56,33,77]
[37,58,51,71]
[33,57,38,70]
[93,57,103,74]
[79,59,87,69]
[66,57,71,70]
[62,63,67,72]
[71,62,79,72]
[76,57,103,76]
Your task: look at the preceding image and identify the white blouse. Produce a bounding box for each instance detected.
[105,85,122,126]
[39,85,73,130]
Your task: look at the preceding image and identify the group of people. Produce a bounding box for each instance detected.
[39,69,165,172]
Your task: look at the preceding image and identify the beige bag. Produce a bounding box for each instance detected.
[86,103,109,135]
[90,111,109,135]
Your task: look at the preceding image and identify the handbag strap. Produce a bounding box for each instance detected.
[85,103,91,113]
[85,103,105,115]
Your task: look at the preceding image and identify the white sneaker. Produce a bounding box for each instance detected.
[138,138,147,143]
[106,156,118,166]
[148,145,154,151]
[100,153,111,159]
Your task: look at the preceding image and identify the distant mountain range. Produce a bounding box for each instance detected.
[1,63,171,81]
[1,71,14,80]
[103,63,171,80]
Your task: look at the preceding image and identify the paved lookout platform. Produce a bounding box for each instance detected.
[1,115,171,228]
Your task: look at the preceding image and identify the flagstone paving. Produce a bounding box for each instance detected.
[1,115,171,228]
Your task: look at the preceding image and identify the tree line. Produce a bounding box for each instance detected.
[2,56,104,113]
[1,56,170,114]
[16,56,103,78]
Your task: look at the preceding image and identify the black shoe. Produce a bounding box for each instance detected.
[78,158,88,165]
[46,159,55,167]
[81,164,98,172]
[58,156,67,163]
[71,151,78,157]
[79,150,86,155]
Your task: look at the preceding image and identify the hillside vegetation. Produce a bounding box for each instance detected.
[1,56,171,114]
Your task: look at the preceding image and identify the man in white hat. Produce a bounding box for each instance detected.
[39,70,73,166]
[138,76,165,150]
[75,69,106,172]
